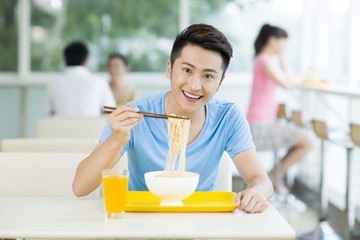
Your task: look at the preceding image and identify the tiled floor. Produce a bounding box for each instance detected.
[280,208,319,234]
[265,191,321,239]
[232,176,350,240]
[276,196,348,240]
[274,189,322,238]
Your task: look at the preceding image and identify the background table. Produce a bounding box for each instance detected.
[0,197,295,239]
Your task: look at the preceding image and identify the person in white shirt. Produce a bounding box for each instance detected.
[47,42,116,117]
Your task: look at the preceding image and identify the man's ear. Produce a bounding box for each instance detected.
[166,60,172,79]
[217,74,225,91]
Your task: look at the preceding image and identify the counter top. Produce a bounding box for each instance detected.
[0,197,295,239]
[298,83,360,98]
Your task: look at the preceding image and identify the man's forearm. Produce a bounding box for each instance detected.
[72,135,126,197]
[246,175,273,200]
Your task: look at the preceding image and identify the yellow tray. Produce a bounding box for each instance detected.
[125,191,237,212]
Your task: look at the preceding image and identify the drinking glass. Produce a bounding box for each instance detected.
[102,169,129,219]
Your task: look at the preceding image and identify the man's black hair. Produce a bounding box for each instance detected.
[64,42,88,66]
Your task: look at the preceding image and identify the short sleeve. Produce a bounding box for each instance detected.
[225,104,255,158]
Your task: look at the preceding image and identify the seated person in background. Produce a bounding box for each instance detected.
[107,53,138,106]
[47,42,116,117]
[73,24,273,213]
[247,24,312,196]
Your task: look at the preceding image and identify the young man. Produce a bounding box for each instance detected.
[72,24,273,213]
[47,42,115,117]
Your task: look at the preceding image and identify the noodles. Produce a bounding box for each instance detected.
[161,116,190,178]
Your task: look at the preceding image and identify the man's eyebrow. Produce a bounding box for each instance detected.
[181,62,218,74]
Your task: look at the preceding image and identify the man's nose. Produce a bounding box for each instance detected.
[188,74,201,91]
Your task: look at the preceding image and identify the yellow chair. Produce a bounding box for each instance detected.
[277,103,288,121]
[303,120,355,240]
[347,123,360,239]
[291,110,306,128]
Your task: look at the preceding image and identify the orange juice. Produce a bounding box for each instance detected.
[102,175,128,213]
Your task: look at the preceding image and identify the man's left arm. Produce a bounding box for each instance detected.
[232,149,273,213]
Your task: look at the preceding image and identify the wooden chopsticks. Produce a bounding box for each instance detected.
[103,106,190,120]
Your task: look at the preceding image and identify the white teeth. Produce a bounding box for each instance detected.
[183,91,201,99]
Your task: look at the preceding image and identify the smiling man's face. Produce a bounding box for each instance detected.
[166,44,224,116]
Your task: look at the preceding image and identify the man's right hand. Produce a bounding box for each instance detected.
[108,103,143,143]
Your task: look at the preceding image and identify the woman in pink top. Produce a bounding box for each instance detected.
[247,24,312,196]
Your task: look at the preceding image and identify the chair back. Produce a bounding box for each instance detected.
[35,116,108,138]
[214,152,232,192]
[291,110,305,127]
[312,120,328,140]
[0,152,88,197]
[1,138,98,153]
[350,123,360,147]
[277,103,287,120]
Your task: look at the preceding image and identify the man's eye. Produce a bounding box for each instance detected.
[204,74,213,79]
[184,68,191,73]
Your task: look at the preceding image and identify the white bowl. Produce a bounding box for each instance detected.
[144,171,199,206]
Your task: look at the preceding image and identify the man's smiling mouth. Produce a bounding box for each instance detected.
[183,91,203,100]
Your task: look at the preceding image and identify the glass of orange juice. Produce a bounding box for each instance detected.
[102,169,129,219]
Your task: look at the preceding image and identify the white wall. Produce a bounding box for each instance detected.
[0,72,254,140]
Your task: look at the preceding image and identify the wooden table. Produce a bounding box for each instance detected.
[0,197,295,239]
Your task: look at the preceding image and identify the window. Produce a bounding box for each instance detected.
[0,0,18,72]
[326,0,350,80]
[30,0,179,72]
[1,0,355,79]
[301,0,350,83]
[190,0,303,73]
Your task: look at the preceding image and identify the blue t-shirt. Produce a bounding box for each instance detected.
[99,91,255,191]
